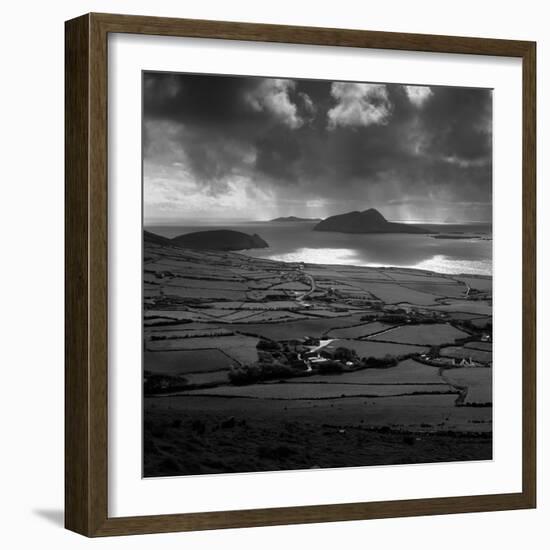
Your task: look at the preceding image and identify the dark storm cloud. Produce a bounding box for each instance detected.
[143,71,492,221]
[143,72,326,189]
[421,86,492,162]
[144,72,255,125]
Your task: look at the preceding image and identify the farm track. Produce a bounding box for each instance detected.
[439,367,469,405]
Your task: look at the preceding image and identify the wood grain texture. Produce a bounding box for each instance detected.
[65,12,537,537]
[92,12,533,56]
[65,14,91,535]
[521,42,537,508]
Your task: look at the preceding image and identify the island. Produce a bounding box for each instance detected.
[313,208,431,234]
[147,229,269,251]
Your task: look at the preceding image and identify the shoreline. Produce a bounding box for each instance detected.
[144,223,493,277]
[208,245,493,280]
[143,238,493,478]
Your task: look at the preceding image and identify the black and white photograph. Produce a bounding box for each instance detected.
[1,0,542,543]
[142,71,493,478]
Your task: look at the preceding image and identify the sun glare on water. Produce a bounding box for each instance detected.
[266,249,491,276]
[412,255,492,275]
[267,247,359,265]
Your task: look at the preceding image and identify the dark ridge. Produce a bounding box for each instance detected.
[314,208,431,234]
[144,230,174,246]
[170,229,269,251]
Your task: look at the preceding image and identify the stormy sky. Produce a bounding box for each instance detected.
[143,72,492,224]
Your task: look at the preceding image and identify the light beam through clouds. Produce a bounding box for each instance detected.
[143,73,492,224]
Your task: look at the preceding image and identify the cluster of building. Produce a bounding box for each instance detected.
[419,353,491,368]
[256,336,363,374]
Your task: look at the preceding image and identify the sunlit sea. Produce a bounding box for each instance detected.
[147,221,492,276]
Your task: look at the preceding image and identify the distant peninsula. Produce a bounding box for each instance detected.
[313,208,431,234]
[145,229,269,251]
[143,230,174,247]
[269,216,322,222]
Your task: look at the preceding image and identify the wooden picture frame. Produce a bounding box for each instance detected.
[65,12,536,537]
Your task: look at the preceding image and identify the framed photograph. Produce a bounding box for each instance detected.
[65,13,536,537]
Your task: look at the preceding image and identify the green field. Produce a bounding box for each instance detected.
[144,349,236,374]
[455,276,492,292]
[300,359,445,385]
[146,334,260,365]
[164,277,248,290]
[444,368,492,404]
[180,382,454,400]
[424,300,492,316]
[347,281,441,305]
[465,341,493,352]
[222,313,367,340]
[440,346,492,363]
[400,282,467,298]
[368,323,469,345]
[469,316,492,328]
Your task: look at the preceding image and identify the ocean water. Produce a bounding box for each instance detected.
[147,221,492,276]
